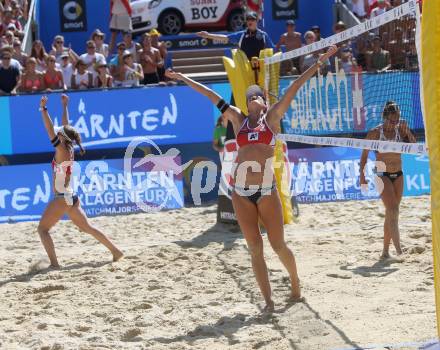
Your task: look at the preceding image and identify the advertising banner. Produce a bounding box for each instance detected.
[0,157,184,223]
[7,86,214,155]
[288,146,430,204]
[164,34,233,51]
[59,0,87,32]
[272,0,298,20]
[280,71,424,136]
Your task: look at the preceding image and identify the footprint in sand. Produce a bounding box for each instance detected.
[408,246,426,254]
[121,328,142,342]
[75,324,92,332]
[326,273,352,279]
[132,303,153,311]
[32,285,66,294]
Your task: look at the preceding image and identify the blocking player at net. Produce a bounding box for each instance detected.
[165,45,338,312]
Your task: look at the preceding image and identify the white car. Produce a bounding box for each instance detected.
[130,0,245,35]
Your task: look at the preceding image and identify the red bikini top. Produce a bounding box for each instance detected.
[52,148,74,176]
[236,116,276,148]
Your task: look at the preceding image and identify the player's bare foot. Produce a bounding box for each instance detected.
[288,295,305,304]
[379,253,404,263]
[112,250,124,262]
[262,300,275,313]
[380,252,390,260]
[49,263,60,269]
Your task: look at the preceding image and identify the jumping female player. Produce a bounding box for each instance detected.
[165,45,337,311]
[38,94,123,268]
[360,101,416,260]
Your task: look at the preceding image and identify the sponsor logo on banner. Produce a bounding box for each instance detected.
[272,0,297,20]
[60,0,87,32]
[288,147,430,204]
[281,71,423,136]
[0,157,184,223]
[163,36,232,50]
[8,87,214,155]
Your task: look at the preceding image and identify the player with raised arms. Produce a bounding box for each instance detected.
[165,45,338,311]
[38,94,123,268]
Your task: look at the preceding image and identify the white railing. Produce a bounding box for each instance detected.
[21,0,38,54]
[334,0,362,28]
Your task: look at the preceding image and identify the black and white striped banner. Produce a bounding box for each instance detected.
[277,133,428,155]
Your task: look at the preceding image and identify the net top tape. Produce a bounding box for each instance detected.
[277,133,428,155]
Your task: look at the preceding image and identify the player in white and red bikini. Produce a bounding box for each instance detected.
[165,45,337,311]
[38,94,123,268]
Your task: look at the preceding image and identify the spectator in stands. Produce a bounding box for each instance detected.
[150,28,167,82]
[109,41,126,87]
[350,0,368,20]
[334,21,346,34]
[337,46,359,74]
[311,25,321,41]
[300,30,316,71]
[405,44,418,71]
[276,20,301,76]
[388,27,408,70]
[367,35,391,72]
[0,49,20,94]
[121,50,143,87]
[49,35,72,63]
[43,55,65,91]
[197,11,274,61]
[139,32,162,85]
[355,32,373,70]
[71,59,93,90]
[1,45,21,69]
[19,57,43,93]
[31,40,48,72]
[300,31,330,75]
[11,0,27,30]
[49,35,79,64]
[12,38,26,66]
[369,0,391,18]
[95,62,113,88]
[0,7,22,37]
[3,29,14,46]
[80,40,106,78]
[213,115,227,162]
[109,0,132,54]
[91,29,109,58]
[60,52,74,90]
[123,31,140,59]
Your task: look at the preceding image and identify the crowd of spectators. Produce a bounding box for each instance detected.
[0,27,168,95]
[274,0,419,76]
[0,0,168,94]
[0,0,420,95]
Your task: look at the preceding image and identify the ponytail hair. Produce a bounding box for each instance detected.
[74,133,86,156]
[63,125,86,156]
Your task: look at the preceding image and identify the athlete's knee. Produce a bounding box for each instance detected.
[270,240,288,255]
[247,239,264,257]
[37,224,49,236]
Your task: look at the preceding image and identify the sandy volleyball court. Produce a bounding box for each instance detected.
[0,196,435,349]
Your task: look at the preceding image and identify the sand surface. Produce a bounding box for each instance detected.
[0,196,436,350]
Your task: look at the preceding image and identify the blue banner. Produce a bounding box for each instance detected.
[288,146,430,203]
[7,86,214,155]
[0,157,184,223]
[281,71,424,136]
